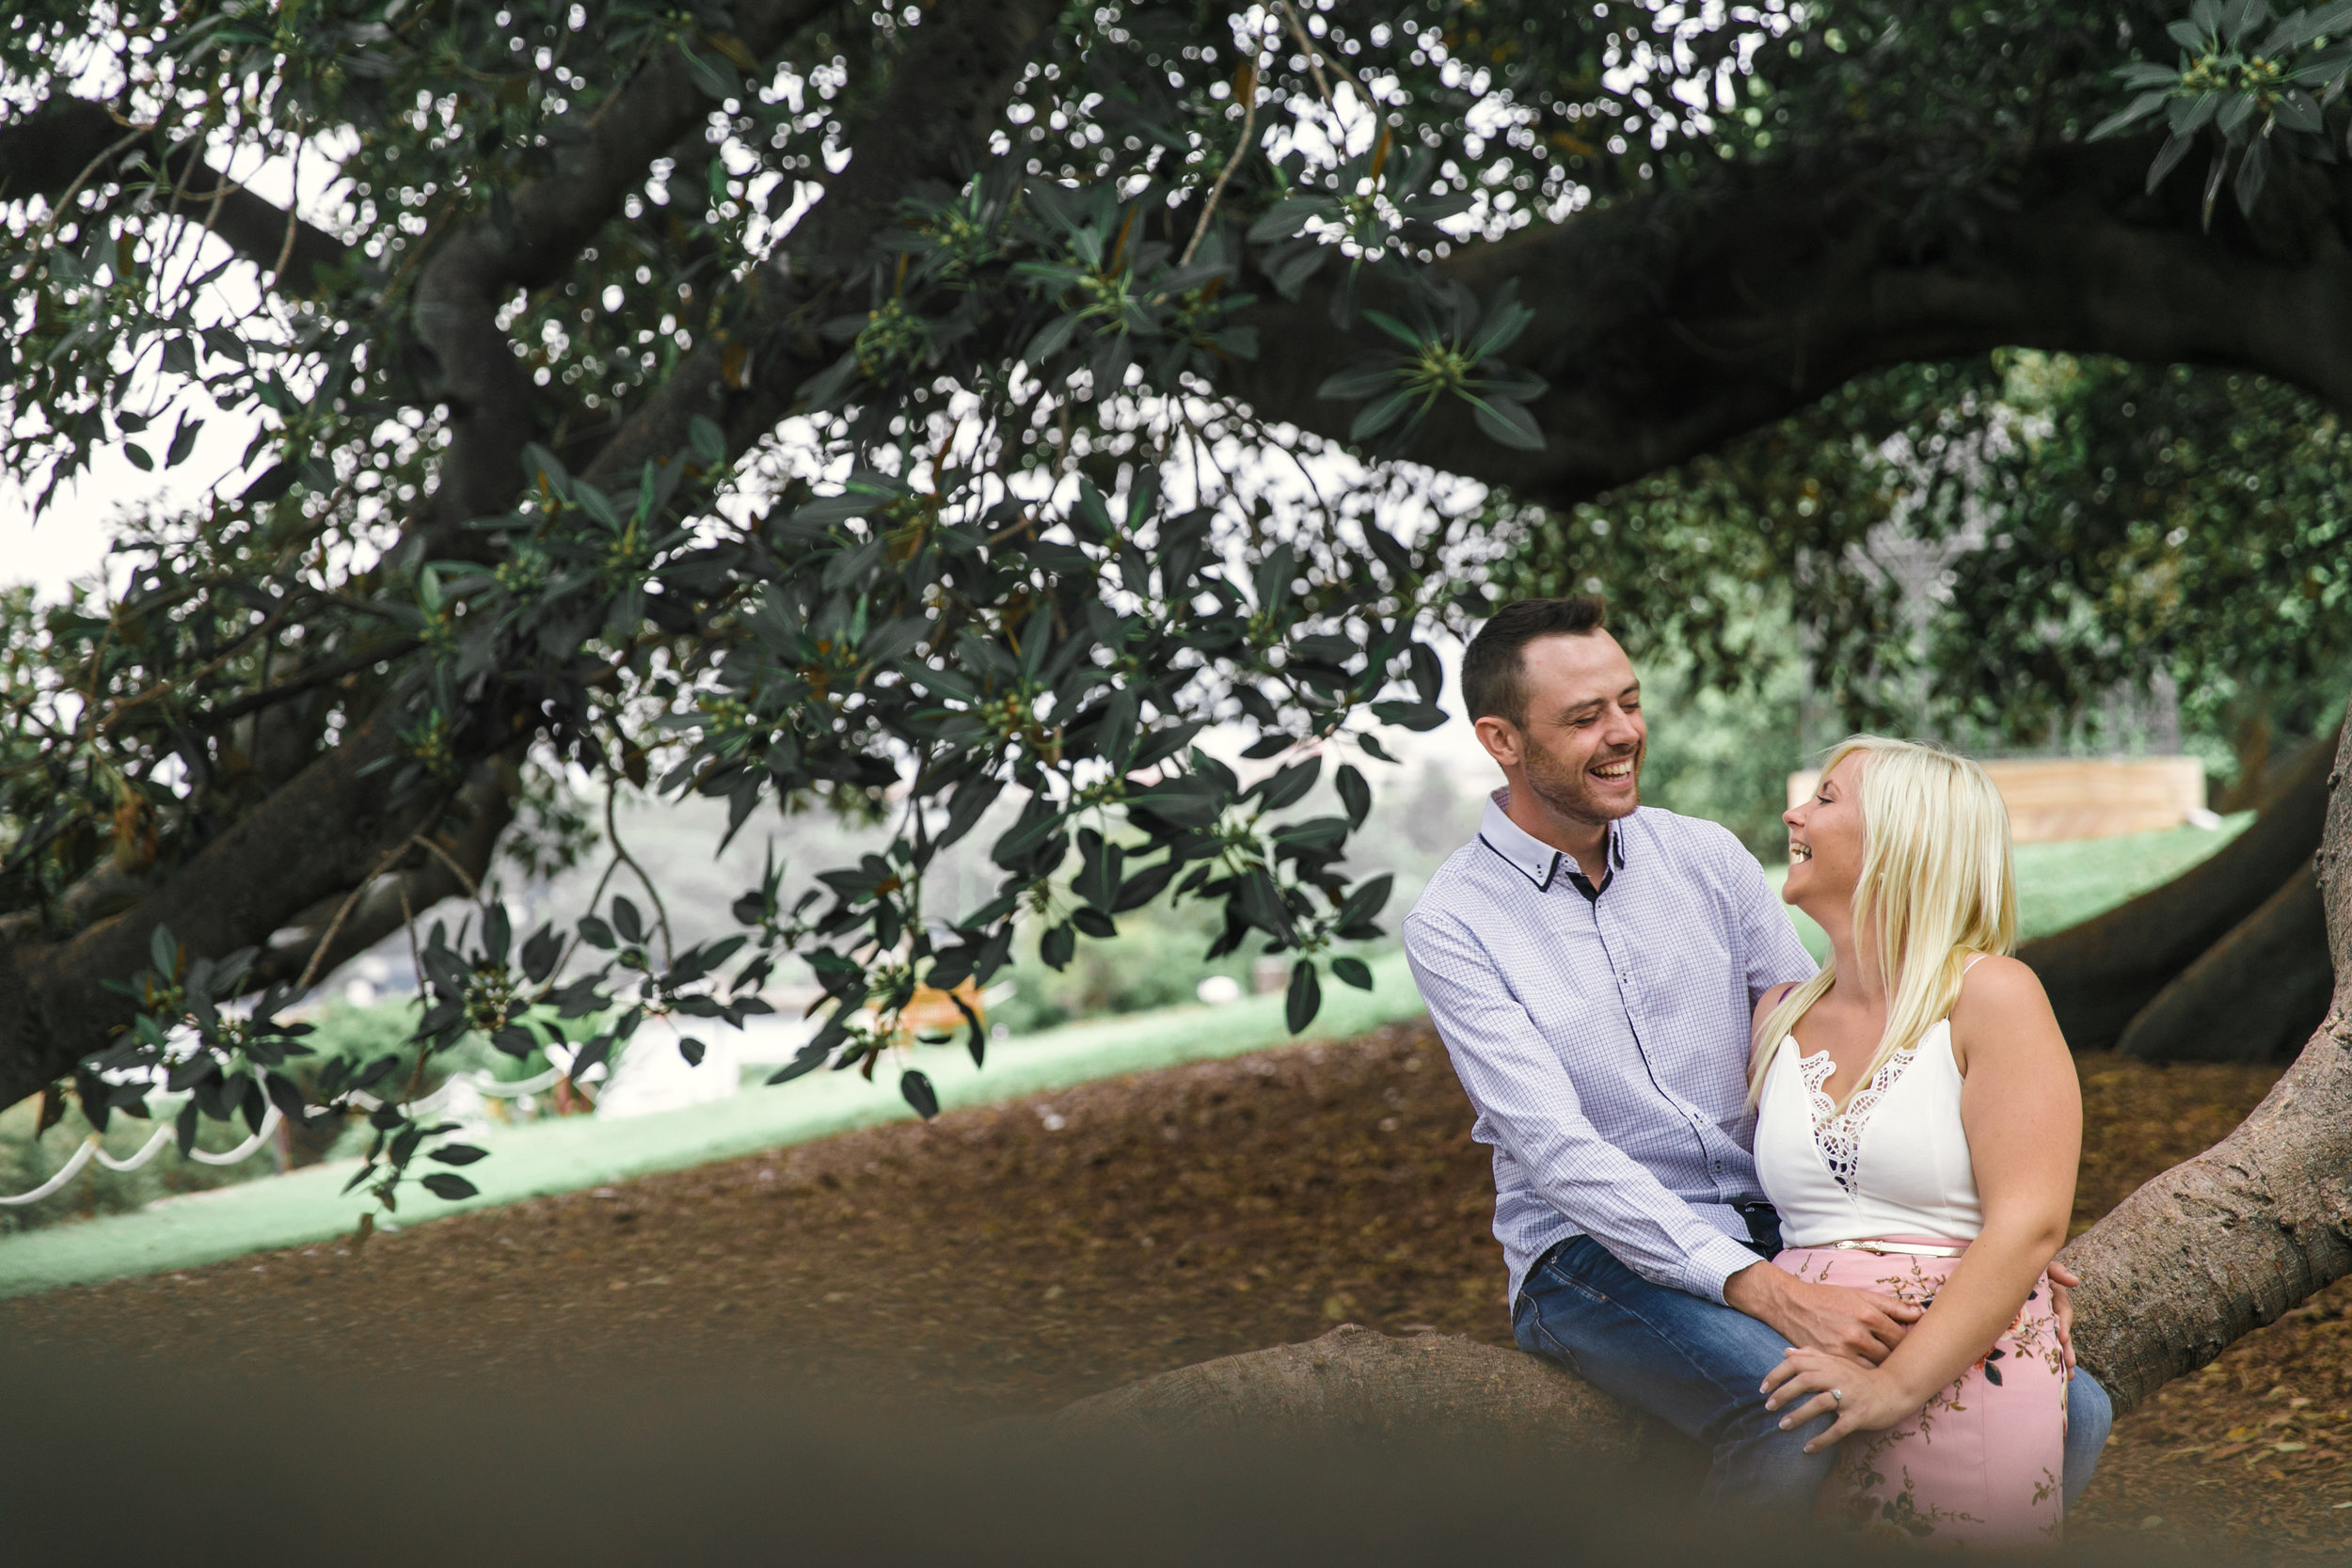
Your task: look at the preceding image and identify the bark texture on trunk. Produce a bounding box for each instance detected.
[1052,1323,1684,1467]
[2019,729,2338,1054]
[2116,865,2331,1064]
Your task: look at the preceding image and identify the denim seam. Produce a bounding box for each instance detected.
[1534,1243,1828,1443]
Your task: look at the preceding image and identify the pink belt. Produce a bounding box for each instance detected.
[1824,1238,1968,1259]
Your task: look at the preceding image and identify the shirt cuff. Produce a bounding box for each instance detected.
[1684,1231,1772,1306]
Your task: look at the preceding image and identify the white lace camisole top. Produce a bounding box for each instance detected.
[1750,990,1984,1248]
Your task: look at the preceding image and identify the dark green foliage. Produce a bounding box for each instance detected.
[0,0,2331,1214]
[1487,353,2352,768]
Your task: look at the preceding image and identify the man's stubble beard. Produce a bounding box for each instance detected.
[1519,737,1642,828]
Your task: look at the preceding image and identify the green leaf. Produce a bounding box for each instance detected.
[1264,242,1330,297]
[2147,129,2197,193]
[420,1172,479,1200]
[1026,311,1085,363]
[1359,309,1425,351]
[612,896,645,944]
[573,485,624,531]
[1284,959,1322,1034]
[1330,955,1374,990]
[1317,363,1402,401]
[689,415,726,467]
[1252,756,1322,811]
[2172,90,2223,135]
[1470,293,1535,359]
[1350,388,1417,442]
[1471,396,1546,451]
[1335,763,1372,827]
[2234,131,2270,213]
[2275,86,2325,133]
[2089,91,2171,142]
[1246,194,1335,243]
[1370,699,1447,731]
[150,924,178,979]
[1335,873,1395,932]
[679,40,741,102]
[899,1069,940,1119]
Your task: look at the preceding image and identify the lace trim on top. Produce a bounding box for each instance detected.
[1793,1037,1926,1197]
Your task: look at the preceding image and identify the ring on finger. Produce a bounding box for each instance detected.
[1831,1388,1845,1407]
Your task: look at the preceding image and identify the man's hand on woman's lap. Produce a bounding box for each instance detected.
[1724,1260,1923,1365]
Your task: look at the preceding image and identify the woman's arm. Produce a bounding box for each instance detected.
[1762,956,2080,1449]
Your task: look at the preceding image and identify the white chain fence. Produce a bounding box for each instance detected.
[0,1062,572,1209]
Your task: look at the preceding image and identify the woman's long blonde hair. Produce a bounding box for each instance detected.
[1748,736,2018,1110]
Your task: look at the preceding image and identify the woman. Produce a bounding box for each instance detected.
[1749,736,2080,1547]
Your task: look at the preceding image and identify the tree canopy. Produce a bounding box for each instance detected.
[2,0,2349,1217]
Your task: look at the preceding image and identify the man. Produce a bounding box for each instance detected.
[1400,596,2112,1516]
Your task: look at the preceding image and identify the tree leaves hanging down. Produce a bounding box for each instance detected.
[2093,0,2352,225]
[1484,349,2352,760]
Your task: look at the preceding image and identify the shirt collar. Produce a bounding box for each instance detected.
[1476,788,1628,892]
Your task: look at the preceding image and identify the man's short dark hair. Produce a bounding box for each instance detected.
[1461,596,1609,728]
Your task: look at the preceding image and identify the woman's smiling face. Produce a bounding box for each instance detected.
[1783,752,1867,911]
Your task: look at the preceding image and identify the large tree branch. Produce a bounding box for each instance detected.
[1223,136,2352,509]
[575,0,1067,488]
[2060,707,2352,1413]
[408,0,838,539]
[0,715,514,1109]
[0,9,850,1093]
[0,98,349,295]
[2021,727,2340,1053]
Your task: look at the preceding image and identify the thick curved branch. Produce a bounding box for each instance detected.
[1222,136,2352,509]
[2022,728,2339,1053]
[0,713,514,1109]
[0,98,348,294]
[576,0,1067,488]
[2116,863,2331,1064]
[408,0,836,538]
[246,760,516,993]
[2061,708,2352,1413]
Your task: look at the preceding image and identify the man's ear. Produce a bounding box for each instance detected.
[1472,714,1520,770]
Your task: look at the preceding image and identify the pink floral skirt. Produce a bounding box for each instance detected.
[1775,1240,2068,1550]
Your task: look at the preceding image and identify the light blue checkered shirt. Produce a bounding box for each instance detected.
[1404,791,1818,1307]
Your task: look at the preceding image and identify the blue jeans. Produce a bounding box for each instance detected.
[1512,1234,2114,1519]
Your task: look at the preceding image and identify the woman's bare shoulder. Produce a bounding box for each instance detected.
[1950,954,2064,1055]
[1752,980,1800,1035]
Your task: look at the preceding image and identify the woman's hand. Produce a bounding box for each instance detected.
[1761,1346,1920,1454]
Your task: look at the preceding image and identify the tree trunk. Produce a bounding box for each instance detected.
[1072,707,2352,1432]
[2116,864,2331,1064]
[1052,1322,1690,1474]
[2018,727,2338,1054]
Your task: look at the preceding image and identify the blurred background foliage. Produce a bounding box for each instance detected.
[1486,351,2352,816]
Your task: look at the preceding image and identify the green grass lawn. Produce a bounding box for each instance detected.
[0,951,1429,1298]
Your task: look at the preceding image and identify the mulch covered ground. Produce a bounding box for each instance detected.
[4,1022,2340,1554]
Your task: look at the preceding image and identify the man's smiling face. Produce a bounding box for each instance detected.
[1496,631,1646,829]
